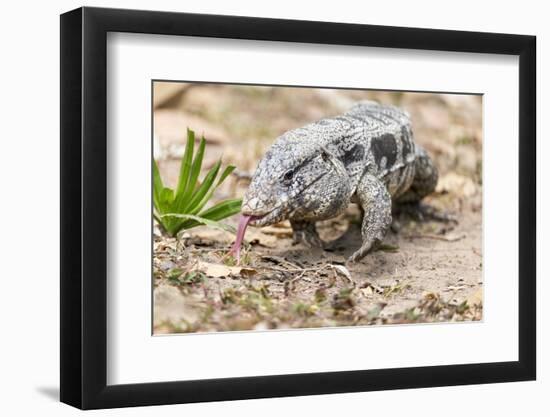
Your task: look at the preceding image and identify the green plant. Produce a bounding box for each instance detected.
[153,128,242,237]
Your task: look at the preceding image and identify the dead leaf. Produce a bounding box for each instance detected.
[422,291,440,301]
[239,267,258,278]
[197,261,241,278]
[361,287,374,296]
[195,261,258,279]
[332,265,352,280]
[362,282,384,295]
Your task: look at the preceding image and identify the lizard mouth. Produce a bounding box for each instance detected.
[248,212,270,226]
[241,202,281,226]
[246,207,285,227]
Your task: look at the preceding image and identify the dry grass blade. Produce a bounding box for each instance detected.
[406,232,466,242]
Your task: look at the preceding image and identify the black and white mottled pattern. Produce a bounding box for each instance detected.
[242,101,439,262]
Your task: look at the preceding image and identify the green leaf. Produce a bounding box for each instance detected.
[188,136,206,195]
[160,213,236,234]
[153,128,240,237]
[190,165,236,215]
[152,159,164,213]
[159,187,175,208]
[176,129,195,197]
[183,159,221,213]
[179,199,241,231]
[199,198,242,220]
[155,187,177,234]
[175,136,205,212]
[217,165,236,187]
[167,268,184,281]
[153,212,164,226]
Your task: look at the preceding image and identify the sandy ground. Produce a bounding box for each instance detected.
[152,83,483,333]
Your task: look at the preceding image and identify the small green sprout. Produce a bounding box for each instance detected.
[153,128,242,237]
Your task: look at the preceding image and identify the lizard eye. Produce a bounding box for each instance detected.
[282,169,294,184]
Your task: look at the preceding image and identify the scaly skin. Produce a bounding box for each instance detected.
[241,101,440,262]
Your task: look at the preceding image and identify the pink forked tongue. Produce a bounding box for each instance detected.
[228,214,252,264]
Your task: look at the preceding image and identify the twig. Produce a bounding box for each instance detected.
[289,270,312,285]
[262,265,324,273]
[261,255,303,270]
[406,232,466,242]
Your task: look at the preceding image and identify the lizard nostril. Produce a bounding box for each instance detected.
[244,197,260,211]
[241,201,256,216]
[241,197,273,218]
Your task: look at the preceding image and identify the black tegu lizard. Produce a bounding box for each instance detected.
[231,101,441,262]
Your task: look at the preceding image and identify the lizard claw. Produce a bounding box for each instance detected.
[395,202,458,224]
[347,240,379,263]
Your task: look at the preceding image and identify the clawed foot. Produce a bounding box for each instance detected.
[394,202,458,224]
[347,239,380,263]
[291,219,325,249]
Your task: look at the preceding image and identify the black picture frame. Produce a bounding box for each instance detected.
[60,6,536,410]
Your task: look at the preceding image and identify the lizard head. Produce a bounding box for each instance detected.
[241,135,351,227]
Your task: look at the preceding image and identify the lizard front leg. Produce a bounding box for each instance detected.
[349,173,392,262]
[290,219,324,248]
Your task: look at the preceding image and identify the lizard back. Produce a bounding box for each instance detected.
[271,101,417,195]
